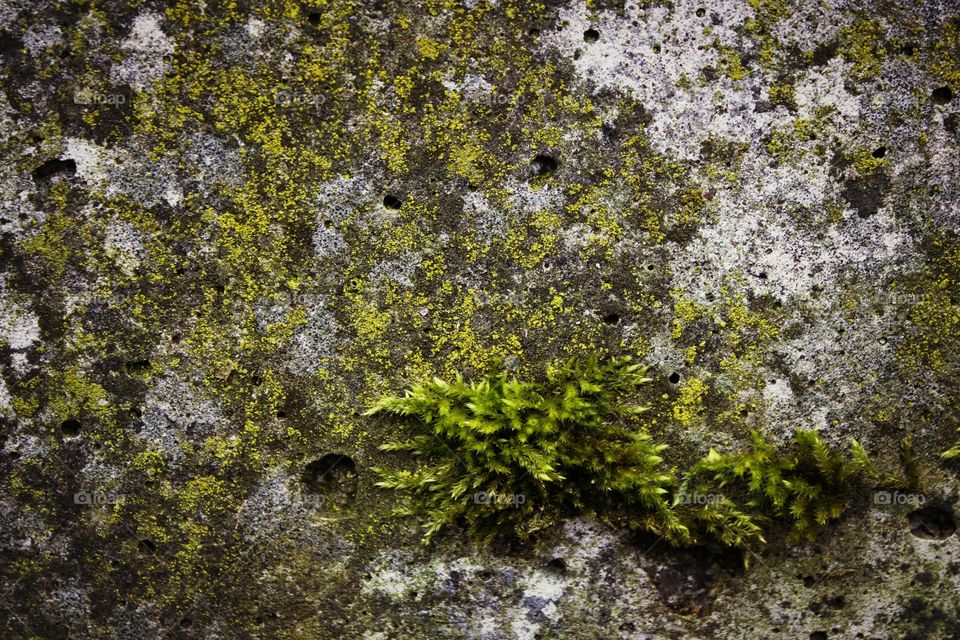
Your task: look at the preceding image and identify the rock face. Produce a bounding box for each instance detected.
[1,0,959,638]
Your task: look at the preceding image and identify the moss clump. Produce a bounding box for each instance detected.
[839,17,891,79]
[943,431,960,460]
[680,429,903,542]
[368,356,689,544]
[368,358,911,551]
[768,82,797,110]
[932,15,960,89]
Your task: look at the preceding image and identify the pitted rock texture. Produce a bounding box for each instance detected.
[1,0,959,638]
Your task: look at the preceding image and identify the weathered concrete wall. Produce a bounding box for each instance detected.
[1,0,959,638]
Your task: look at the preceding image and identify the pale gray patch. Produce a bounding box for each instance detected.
[111,12,174,92]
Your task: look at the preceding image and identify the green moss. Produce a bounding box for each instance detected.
[852,147,889,176]
[673,376,708,428]
[370,356,696,545]
[680,429,909,543]
[370,358,915,552]
[839,17,891,78]
[932,15,960,88]
[715,42,751,81]
[768,82,797,110]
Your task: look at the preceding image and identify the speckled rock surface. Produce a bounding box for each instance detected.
[1,0,960,638]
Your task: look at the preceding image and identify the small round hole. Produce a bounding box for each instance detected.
[668,372,681,384]
[531,154,558,177]
[602,312,620,325]
[932,86,953,105]
[383,194,402,209]
[61,419,81,437]
[872,146,886,158]
[547,557,567,573]
[583,28,599,43]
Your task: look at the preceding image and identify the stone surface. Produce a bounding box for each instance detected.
[1,0,959,638]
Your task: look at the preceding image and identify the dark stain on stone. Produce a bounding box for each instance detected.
[841,173,888,218]
[640,543,743,616]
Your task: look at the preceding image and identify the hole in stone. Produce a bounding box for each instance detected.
[32,158,77,183]
[307,12,320,25]
[547,557,567,573]
[872,146,886,158]
[803,575,816,587]
[125,360,151,374]
[932,86,953,105]
[527,28,540,38]
[383,194,402,209]
[531,154,558,177]
[647,263,656,271]
[810,632,828,640]
[668,372,681,384]
[252,374,263,386]
[602,312,620,325]
[908,505,957,539]
[302,453,357,493]
[179,618,192,628]
[696,7,706,17]
[61,419,82,437]
[758,272,768,280]
[583,28,599,43]
[901,44,915,56]
[276,410,286,419]
[138,539,156,553]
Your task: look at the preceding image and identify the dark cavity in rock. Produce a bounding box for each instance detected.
[932,86,953,105]
[31,158,77,184]
[531,154,558,177]
[908,505,957,540]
